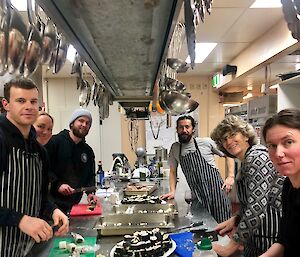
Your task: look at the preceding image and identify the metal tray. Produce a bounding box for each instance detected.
[123,182,158,196]
[112,204,178,217]
[94,213,175,236]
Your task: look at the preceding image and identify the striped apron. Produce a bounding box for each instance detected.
[0,147,42,257]
[179,138,231,223]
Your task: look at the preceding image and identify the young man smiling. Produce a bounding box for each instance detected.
[0,78,69,257]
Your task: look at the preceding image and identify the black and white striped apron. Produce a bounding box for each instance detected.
[0,147,42,257]
[179,138,231,223]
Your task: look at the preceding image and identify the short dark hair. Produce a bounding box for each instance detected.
[176,115,196,128]
[4,78,38,102]
[263,108,300,141]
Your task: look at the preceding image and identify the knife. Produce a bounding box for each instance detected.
[170,221,204,233]
[74,186,97,193]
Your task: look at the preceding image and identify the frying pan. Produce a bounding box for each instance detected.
[40,17,57,65]
[7,3,27,74]
[0,3,8,75]
[53,34,69,74]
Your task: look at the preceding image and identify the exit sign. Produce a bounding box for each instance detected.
[212,73,223,88]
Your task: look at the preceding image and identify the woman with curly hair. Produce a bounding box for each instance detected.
[210,115,283,257]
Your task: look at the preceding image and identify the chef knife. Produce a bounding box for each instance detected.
[74,186,97,193]
[170,221,204,233]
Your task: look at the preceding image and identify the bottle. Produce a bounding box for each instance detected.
[96,161,105,188]
[157,156,163,177]
[192,238,217,257]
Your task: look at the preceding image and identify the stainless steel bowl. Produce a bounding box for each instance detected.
[167,58,187,71]
[164,77,186,92]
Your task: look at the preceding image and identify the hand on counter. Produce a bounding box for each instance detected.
[213,239,242,257]
[52,208,69,236]
[19,215,53,243]
[160,191,175,200]
[58,184,75,195]
[214,216,237,235]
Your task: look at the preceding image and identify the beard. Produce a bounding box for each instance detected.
[71,126,89,138]
[178,133,193,143]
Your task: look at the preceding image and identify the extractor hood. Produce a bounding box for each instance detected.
[36,0,182,109]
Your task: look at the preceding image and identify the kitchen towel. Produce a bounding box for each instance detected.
[170,232,194,257]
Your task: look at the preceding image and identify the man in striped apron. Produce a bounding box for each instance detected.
[161,115,232,223]
[0,78,69,257]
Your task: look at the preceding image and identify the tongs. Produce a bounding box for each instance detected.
[171,221,205,233]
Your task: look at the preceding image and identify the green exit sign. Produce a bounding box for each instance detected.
[212,73,222,88]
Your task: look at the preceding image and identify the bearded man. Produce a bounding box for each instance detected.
[46,108,97,214]
[161,115,234,223]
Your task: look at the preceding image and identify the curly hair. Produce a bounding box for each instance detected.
[263,108,300,141]
[210,115,258,157]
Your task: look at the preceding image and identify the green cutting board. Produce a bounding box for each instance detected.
[48,237,97,257]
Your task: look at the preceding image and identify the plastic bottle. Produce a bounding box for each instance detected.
[96,161,105,188]
[192,237,218,257]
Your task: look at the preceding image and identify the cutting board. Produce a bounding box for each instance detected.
[70,204,102,216]
[170,232,194,257]
[49,237,96,257]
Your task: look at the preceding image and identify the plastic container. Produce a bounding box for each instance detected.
[192,237,217,257]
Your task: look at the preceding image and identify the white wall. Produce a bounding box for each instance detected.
[278,84,300,111]
[45,77,122,171]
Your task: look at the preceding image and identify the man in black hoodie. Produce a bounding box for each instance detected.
[0,78,69,257]
[46,108,97,214]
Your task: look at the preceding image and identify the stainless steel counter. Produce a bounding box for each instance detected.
[27,178,240,257]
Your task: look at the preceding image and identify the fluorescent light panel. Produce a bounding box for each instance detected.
[11,0,34,11]
[269,84,279,89]
[250,0,282,8]
[186,43,217,63]
[67,45,76,62]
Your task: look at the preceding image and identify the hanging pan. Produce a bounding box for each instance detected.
[53,34,69,74]
[7,0,27,74]
[0,0,9,75]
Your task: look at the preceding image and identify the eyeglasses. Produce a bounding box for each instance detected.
[220,132,237,144]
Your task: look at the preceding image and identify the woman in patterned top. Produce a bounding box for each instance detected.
[210,115,284,257]
[260,109,300,257]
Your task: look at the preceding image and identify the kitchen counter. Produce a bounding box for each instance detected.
[27,178,241,257]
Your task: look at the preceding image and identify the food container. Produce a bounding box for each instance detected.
[123,182,158,196]
[94,213,175,236]
[112,203,178,218]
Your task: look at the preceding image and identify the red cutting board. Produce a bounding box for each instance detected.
[70,204,102,216]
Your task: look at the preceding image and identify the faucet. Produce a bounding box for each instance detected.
[108,156,124,176]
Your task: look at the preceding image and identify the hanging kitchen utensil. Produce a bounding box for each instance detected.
[95,81,104,107]
[164,77,186,92]
[78,79,91,107]
[184,0,196,69]
[159,90,199,116]
[7,2,27,74]
[53,34,69,74]
[0,0,9,75]
[91,76,99,102]
[20,0,43,77]
[40,17,57,64]
[167,58,187,72]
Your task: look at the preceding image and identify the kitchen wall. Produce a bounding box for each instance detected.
[45,77,122,172]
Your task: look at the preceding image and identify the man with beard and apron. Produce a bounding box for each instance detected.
[161,115,233,223]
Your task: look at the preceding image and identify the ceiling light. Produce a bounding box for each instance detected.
[186,43,217,63]
[269,84,279,89]
[250,0,282,8]
[295,63,300,70]
[247,85,253,91]
[67,45,76,62]
[11,0,34,11]
[243,92,253,100]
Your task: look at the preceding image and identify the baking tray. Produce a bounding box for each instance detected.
[94,213,175,236]
[123,182,158,196]
[112,204,178,217]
